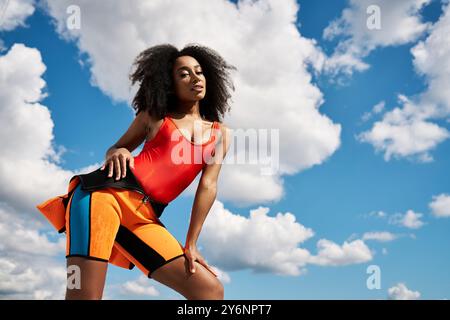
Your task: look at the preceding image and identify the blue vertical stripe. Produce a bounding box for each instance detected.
[69,184,91,255]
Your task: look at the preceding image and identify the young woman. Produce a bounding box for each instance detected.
[36,43,236,300]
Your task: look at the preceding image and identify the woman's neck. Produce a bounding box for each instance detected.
[172,101,202,118]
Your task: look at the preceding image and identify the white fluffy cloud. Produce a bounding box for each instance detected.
[389,209,425,229]
[308,239,372,266]
[358,3,450,162]
[388,282,421,300]
[412,2,450,116]
[0,43,98,216]
[121,275,160,297]
[201,201,313,276]
[0,205,66,299]
[43,0,341,206]
[365,209,427,232]
[0,0,35,31]
[323,0,430,76]
[429,193,450,218]
[357,95,450,162]
[0,209,65,255]
[201,200,373,275]
[0,257,66,299]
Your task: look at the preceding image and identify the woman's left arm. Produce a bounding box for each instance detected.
[184,124,232,276]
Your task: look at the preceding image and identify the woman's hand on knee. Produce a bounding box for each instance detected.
[184,244,218,277]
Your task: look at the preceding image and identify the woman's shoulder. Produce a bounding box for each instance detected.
[136,110,164,136]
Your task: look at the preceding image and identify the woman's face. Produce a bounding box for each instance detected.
[172,55,206,103]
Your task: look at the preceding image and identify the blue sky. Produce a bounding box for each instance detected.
[1,0,449,300]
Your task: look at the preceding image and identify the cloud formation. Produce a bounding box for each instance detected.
[389,209,425,229]
[201,200,373,275]
[357,2,450,162]
[323,0,430,76]
[0,0,35,31]
[429,193,450,218]
[388,282,421,300]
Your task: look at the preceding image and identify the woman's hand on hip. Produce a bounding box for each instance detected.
[100,147,135,180]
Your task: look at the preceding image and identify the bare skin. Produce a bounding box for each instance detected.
[65,257,108,300]
[68,55,231,300]
[66,256,223,300]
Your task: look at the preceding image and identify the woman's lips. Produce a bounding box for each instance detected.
[192,86,203,92]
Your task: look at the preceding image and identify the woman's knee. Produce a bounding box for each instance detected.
[210,279,224,299]
[187,275,224,300]
[149,256,224,300]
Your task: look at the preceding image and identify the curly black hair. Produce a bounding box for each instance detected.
[129,43,237,122]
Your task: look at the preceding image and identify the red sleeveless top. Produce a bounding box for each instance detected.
[130,116,219,204]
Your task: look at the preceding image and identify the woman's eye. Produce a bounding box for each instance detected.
[181,71,202,78]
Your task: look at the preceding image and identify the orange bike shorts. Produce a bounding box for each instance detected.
[66,183,185,278]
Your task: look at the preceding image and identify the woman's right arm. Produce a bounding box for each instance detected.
[100,111,150,180]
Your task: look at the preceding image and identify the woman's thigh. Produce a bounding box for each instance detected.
[113,221,224,300]
[150,255,224,300]
[66,257,108,300]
